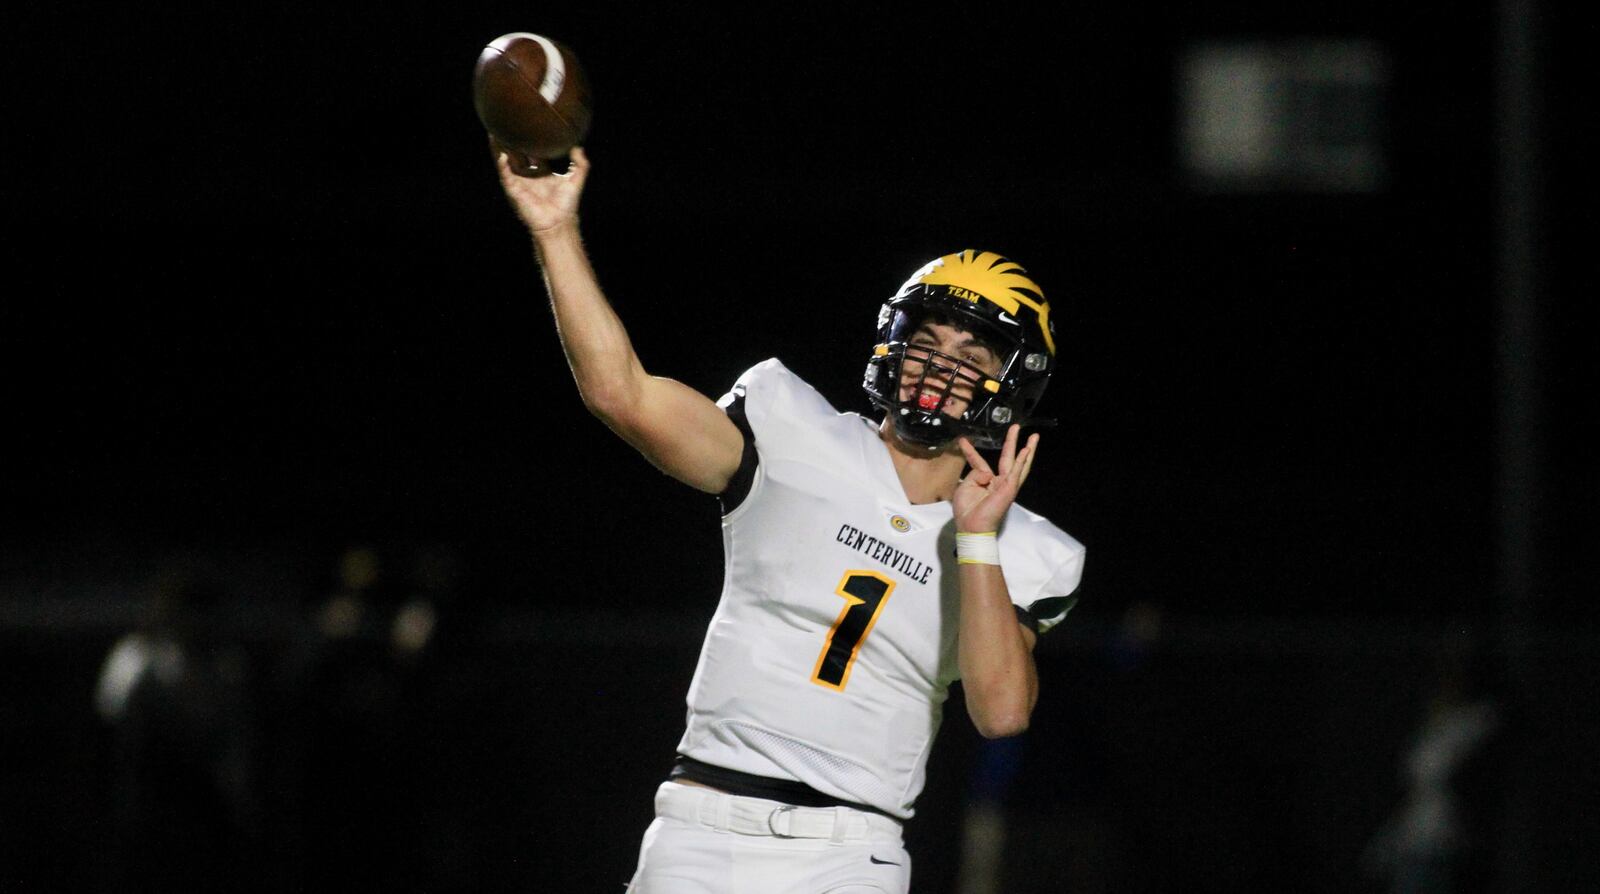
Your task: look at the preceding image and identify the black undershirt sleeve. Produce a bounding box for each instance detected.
[1017,593,1080,635]
[1014,604,1041,635]
[718,390,759,515]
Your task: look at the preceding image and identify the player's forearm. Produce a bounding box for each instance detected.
[532,223,650,420]
[529,225,744,493]
[956,563,1038,739]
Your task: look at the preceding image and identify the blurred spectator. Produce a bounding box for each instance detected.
[392,543,456,669]
[1363,629,1504,894]
[393,543,481,888]
[953,602,1162,894]
[273,542,460,890]
[955,734,1028,894]
[93,554,263,892]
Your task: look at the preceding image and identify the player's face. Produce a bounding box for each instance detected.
[898,321,1003,419]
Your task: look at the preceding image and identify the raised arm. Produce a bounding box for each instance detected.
[495,148,744,493]
[951,426,1043,738]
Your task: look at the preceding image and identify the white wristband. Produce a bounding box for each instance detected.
[956,531,1001,565]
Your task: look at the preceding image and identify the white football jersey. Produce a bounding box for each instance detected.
[675,359,1086,819]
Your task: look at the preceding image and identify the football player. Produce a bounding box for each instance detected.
[494,147,1085,894]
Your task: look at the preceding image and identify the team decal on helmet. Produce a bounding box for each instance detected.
[904,250,1055,355]
[864,250,1057,450]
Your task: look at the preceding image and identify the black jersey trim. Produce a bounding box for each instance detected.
[718,389,759,514]
[1014,604,1041,635]
[670,755,898,821]
[1020,594,1079,633]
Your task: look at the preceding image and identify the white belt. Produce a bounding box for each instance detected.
[654,781,903,844]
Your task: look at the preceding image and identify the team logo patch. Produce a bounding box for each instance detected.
[889,514,912,533]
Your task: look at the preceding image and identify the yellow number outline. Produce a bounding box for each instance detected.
[810,570,895,691]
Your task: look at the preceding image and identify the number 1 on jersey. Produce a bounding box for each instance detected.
[812,571,895,691]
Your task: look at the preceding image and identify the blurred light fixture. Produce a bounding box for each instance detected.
[1179,40,1389,192]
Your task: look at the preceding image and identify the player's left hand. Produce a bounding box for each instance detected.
[953,425,1039,535]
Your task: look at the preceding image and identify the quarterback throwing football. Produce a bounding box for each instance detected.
[496,147,1085,893]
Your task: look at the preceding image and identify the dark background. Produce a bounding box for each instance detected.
[3,1,1593,891]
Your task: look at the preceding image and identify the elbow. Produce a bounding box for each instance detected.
[578,380,638,426]
[962,665,1037,738]
[973,711,1031,740]
[969,690,1033,738]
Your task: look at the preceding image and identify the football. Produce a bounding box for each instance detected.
[473,32,593,177]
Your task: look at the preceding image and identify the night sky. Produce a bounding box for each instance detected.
[5,1,1590,624]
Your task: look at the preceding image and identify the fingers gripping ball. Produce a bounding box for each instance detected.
[473,32,593,178]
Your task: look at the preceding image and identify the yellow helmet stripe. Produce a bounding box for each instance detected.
[915,250,1055,355]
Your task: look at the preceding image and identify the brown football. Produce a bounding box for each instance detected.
[473,32,593,177]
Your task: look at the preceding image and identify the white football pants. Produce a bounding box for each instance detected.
[626,781,912,893]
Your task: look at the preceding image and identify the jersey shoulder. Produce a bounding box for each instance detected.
[718,358,859,452]
[1003,503,1087,634]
